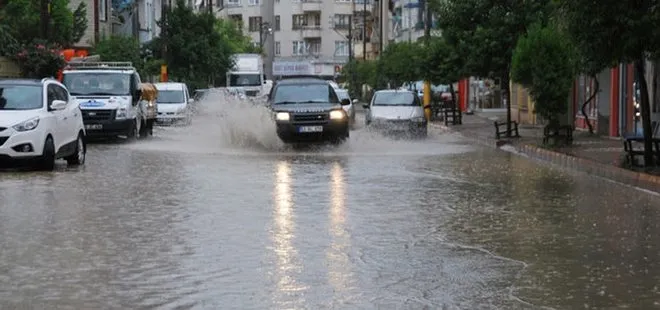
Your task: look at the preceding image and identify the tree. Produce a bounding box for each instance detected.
[557,0,660,164]
[431,0,551,136]
[422,36,465,104]
[0,0,86,47]
[215,19,260,54]
[379,41,423,87]
[151,0,235,89]
[94,35,142,65]
[511,23,576,131]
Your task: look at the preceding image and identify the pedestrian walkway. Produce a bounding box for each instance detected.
[433,111,660,192]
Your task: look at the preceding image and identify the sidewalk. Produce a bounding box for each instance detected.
[432,111,660,192]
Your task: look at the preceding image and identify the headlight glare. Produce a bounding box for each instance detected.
[13,117,39,132]
[329,110,345,120]
[275,112,290,121]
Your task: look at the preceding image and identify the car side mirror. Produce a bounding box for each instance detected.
[340,98,351,106]
[362,104,370,109]
[188,98,195,104]
[352,98,358,104]
[134,89,142,99]
[50,100,67,111]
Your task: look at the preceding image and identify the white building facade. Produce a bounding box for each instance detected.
[216,0,375,76]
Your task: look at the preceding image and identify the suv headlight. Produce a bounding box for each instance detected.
[329,110,346,120]
[13,117,39,132]
[275,112,290,121]
[116,108,128,119]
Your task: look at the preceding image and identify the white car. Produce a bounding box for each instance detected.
[154,82,193,126]
[0,78,86,170]
[334,88,357,127]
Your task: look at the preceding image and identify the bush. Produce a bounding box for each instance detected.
[13,39,66,78]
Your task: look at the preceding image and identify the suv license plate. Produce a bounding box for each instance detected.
[85,124,102,130]
[299,126,323,133]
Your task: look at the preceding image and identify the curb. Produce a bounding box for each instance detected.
[431,122,660,192]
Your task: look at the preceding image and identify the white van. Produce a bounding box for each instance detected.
[153,82,193,126]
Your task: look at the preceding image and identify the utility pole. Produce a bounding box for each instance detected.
[348,16,357,97]
[208,0,213,14]
[363,0,367,60]
[261,0,275,80]
[422,0,432,120]
[160,0,169,82]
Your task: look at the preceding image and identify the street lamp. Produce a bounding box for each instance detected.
[259,22,273,48]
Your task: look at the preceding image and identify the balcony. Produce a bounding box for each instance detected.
[300,0,322,12]
[301,25,322,39]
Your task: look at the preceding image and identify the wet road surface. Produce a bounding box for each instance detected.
[1,95,659,309]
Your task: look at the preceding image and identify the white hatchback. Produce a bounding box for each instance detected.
[154,82,193,126]
[0,78,86,170]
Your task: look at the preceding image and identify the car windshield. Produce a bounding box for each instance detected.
[335,90,350,100]
[229,74,261,87]
[63,72,131,96]
[273,84,339,104]
[373,92,417,106]
[0,85,43,110]
[157,90,185,103]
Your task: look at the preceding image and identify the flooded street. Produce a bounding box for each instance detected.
[1,94,659,309]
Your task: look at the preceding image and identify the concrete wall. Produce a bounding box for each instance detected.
[68,0,113,47]
[0,57,21,78]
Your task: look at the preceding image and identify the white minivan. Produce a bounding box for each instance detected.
[154,82,193,126]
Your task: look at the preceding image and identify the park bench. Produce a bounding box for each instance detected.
[542,124,574,145]
[494,120,520,139]
[622,121,660,167]
[443,102,462,126]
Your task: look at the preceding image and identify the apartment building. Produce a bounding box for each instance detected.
[113,0,163,44]
[391,0,438,43]
[217,0,376,76]
[68,0,114,48]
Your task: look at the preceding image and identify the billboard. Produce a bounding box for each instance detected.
[273,61,312,76]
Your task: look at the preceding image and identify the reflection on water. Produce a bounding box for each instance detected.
[271,160,307,308]
[326,162,355,300]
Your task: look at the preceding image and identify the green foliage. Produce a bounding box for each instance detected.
[13,39,66,78]
[342,59,377,100]
[379,41,423,86]
[511,23,575,125]
[215,19,260,54]
[431,0,551,82]
[0,24,18,57]
[95,35,142,65]
[152,0,236,87]
[0,0,87,48]
[422,36,464,85]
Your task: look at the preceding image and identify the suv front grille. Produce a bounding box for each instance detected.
[293,113,328,124]
[0,137,8,147]
[245,90,258,97]
[82,109,114,122]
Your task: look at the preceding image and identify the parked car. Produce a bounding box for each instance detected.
[0,78,86,170]
[154,82,193,126]
[363,90,429,138]
[334,88,357,128]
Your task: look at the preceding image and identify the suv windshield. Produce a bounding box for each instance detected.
[63,72,131,96]
[373,92,418,106]
[0,85,43,110]
[157,90,185,103]
[273,84,339,104]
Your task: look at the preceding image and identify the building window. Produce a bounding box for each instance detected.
[334,14,351,29]
[293,41,305,55]
[226,0,240,6]
[229,14,243,29]
[99,0,107,21]
[248,16,262,32]
[335,41,349,56]
[292,14,306,30]
[275,41,281,55]
[248,0,259,5]
[275,16,280,31]
[306,40,321,55]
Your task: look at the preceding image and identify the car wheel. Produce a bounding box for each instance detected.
[37,136,56,171]
[65,133,86,165]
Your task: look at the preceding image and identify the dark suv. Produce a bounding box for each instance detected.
[267,77,351,144]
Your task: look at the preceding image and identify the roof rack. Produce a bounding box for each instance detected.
[66,60,135,71]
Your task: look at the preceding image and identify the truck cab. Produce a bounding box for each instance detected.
[226,54,265,97]
[61,62,146,139]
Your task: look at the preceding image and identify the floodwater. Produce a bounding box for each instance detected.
[0,92,659,309]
